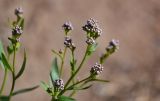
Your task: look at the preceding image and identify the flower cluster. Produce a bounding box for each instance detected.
[12,25,23,37]
[90,63,104,75]
[62,21,73,34]
[53,79,64,91]
[64,36,76,50]
[15,7,23,16]
[86,37,96,45]
[82,18,102,39]
[106,39,119,53]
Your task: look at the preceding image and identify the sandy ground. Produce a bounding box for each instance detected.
[0,0,160,101]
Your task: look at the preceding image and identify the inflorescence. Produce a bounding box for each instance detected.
[62,21,73,34]
[82,18,102,39]
[12,25,23,37]
[64,36,76,50]
[106,39,119,54]
[90,63,104,75]
[15,7,23,16]
[53,79,64,91]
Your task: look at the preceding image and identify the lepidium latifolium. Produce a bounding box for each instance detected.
[41,18,119,101]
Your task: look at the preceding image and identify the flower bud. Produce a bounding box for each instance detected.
[64,36,76,50]
[82,18,102,39]
[86,37,96,45]
[53,79,64,91]
[12,25,23,37]
[106,39,119,53]
[90,63,104,75]
[62,21,73,34]
[15,7,23,16]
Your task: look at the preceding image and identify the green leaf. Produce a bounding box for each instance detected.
[0,41,5,69]
[15,50,26,79]
[40,81,53,95]
[40,81,49,91]
[12,85,39,96]
[7,45,14,55]
[91,79,110,83]
[1,53,12,71]
[0,96,9,101]
[50,57,59,84]
[87,43,97,56]
[57,96,75,101]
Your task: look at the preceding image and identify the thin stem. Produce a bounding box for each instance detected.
[66,76,90,90]
[0,69,8,95]
[100,53,110,64]
[52,50,63,60]
[69,80,90,97]
[59,45,89,95]
[60,47,67,77]
[0,54,10,95]
[9,46,16,100]
[71,50,75,84]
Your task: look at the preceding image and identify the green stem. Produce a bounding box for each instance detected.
[67,76,90,90]
[0,69,8,95]
[59,45,89,95]
[0,54,10,95]
[71,50,75,84]
[100,53,110,64]
[9,47,16,100]
[69,79,90,97]
[60,47,67,77]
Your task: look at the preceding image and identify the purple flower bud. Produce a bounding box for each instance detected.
[64,36,76,50]
[12,25,23,36]
[62,21,73,33]
[53,79,64,91]
[90,63,104,75]
[106,39,119,53]
[86,37,96,45]
[15,7,23,16]
[64,36,72,47]
[82,18,102,39]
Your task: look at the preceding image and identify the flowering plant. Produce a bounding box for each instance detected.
[41,18,119,101]
[0,7,38,101]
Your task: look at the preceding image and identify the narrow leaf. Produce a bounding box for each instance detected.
[15,50,26,79]
[0,41,5,69]
[1,53,12,71]
[58,96,75,101]
[50,57,59,83]
[12,85,39,96]
[91,79,110,83]
[0,96,9,101]
[40,81,49,91]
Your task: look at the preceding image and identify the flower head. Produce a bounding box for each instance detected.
[64,36,76,50]
[15,7,23,16]
[62,21,73,34]
[106,39,119,53]
[12,25,23,37]
[86,37,96,45]
[82,18,102,39]
[53,79,64,91]
[90,63,104,75]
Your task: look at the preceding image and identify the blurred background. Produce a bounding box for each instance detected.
[0,0,160,101]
